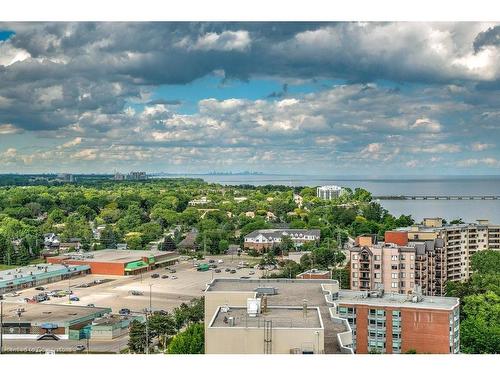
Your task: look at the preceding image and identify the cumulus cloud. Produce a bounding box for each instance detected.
[470,142,495,151]
[0,22,499,173]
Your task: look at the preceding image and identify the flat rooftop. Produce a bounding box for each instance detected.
[207,278,338,306]
[0,263,90,288]
[338,290,459,310]
[210,306,322,329]
[49,249,178,264]
[0,302,110,324]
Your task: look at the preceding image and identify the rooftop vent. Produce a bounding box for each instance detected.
[255,287,278,295]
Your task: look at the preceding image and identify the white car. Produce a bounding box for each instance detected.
[218,259,224,264]
[171,275,178,280]
[6,292,20,297]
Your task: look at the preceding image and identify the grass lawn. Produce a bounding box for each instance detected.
[0,264,17,271]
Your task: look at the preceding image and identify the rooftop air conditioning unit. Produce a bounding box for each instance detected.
[247,298,261,317]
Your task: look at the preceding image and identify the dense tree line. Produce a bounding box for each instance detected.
[446,250,500,353]
[1,178,414,264]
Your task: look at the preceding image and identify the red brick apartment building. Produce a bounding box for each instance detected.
[335,290,460,354]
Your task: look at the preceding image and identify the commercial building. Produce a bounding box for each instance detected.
[396,217,500,282]
[0,302,110,340]
[204,278,351,354]
[0,264,90,295]
[89,314,144,340]
[332,289,460,354]
[47,249,179,276]
[244,229,320,252]
[204,278,459,354]
[316,185,343,200]
[349,234,447,296]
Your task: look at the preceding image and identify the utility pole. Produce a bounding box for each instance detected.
[149,284,153,313]
[1,301,3,354]
[145,311,149,355]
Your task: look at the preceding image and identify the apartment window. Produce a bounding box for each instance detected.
[391,282,398,288]
[353,254,358,260]
[352,272,358,278]
[374,264,381,270]
[410,255,415,260]
[391,255,398,261]
[374,272,380,279]
[353,281,358,287]
[353,264,358,269]
[391,264,398,270]
[400,272,406,278]
[374,255,381,261]
[391,273,398,279]
[400,255,406,260]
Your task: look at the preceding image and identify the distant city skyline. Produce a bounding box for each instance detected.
[1,22,500,175]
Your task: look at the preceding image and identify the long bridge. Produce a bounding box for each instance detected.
[374,195,500,201]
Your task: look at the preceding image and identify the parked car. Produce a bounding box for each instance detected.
[230,269,237,274]
[75,345,86,352]
[208,259,215,263]
[70,296,80,302]
[169,269,176,273]
[119,308,131,315]
[171,275,178,280]
[214,269,221,273]
[35,286,45,291]
[249,271,255,275]
[131,290,143,296]
[94,279,104,284]
[218,259,224,264]
[225,268,231,272]
[161,275,169,279]
[87,303,95,307]
[151,273,160,278]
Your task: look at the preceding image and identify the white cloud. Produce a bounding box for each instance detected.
[185,30,251,52]
[409,118,442,133]
[0,123,23,135]
[470,142,495,151]
[58,137,82,149]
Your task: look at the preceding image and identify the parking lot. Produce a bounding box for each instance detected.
[1,254,263,314]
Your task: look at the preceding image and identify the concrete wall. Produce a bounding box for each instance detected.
[206,326,324,354]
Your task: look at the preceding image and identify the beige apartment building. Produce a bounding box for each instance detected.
[204,278,353,354]
[397,218,500,282]
[204,278,459,354]
[349,233,447,296]
[349,236,416,295]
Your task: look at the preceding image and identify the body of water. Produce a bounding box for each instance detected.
[165,174,500,224]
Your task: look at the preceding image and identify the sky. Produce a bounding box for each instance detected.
[0,22,500,175]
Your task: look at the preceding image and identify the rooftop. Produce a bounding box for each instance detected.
[245,229,321,238]
[338,290,459,310]
[48,249,178,265]
[0,302,110,324]
[0,263,90,288]
[210,306,322,329]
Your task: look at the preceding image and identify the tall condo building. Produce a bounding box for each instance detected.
[349,233,447,296]
[396,217,500,282]
[316,185,343,200]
